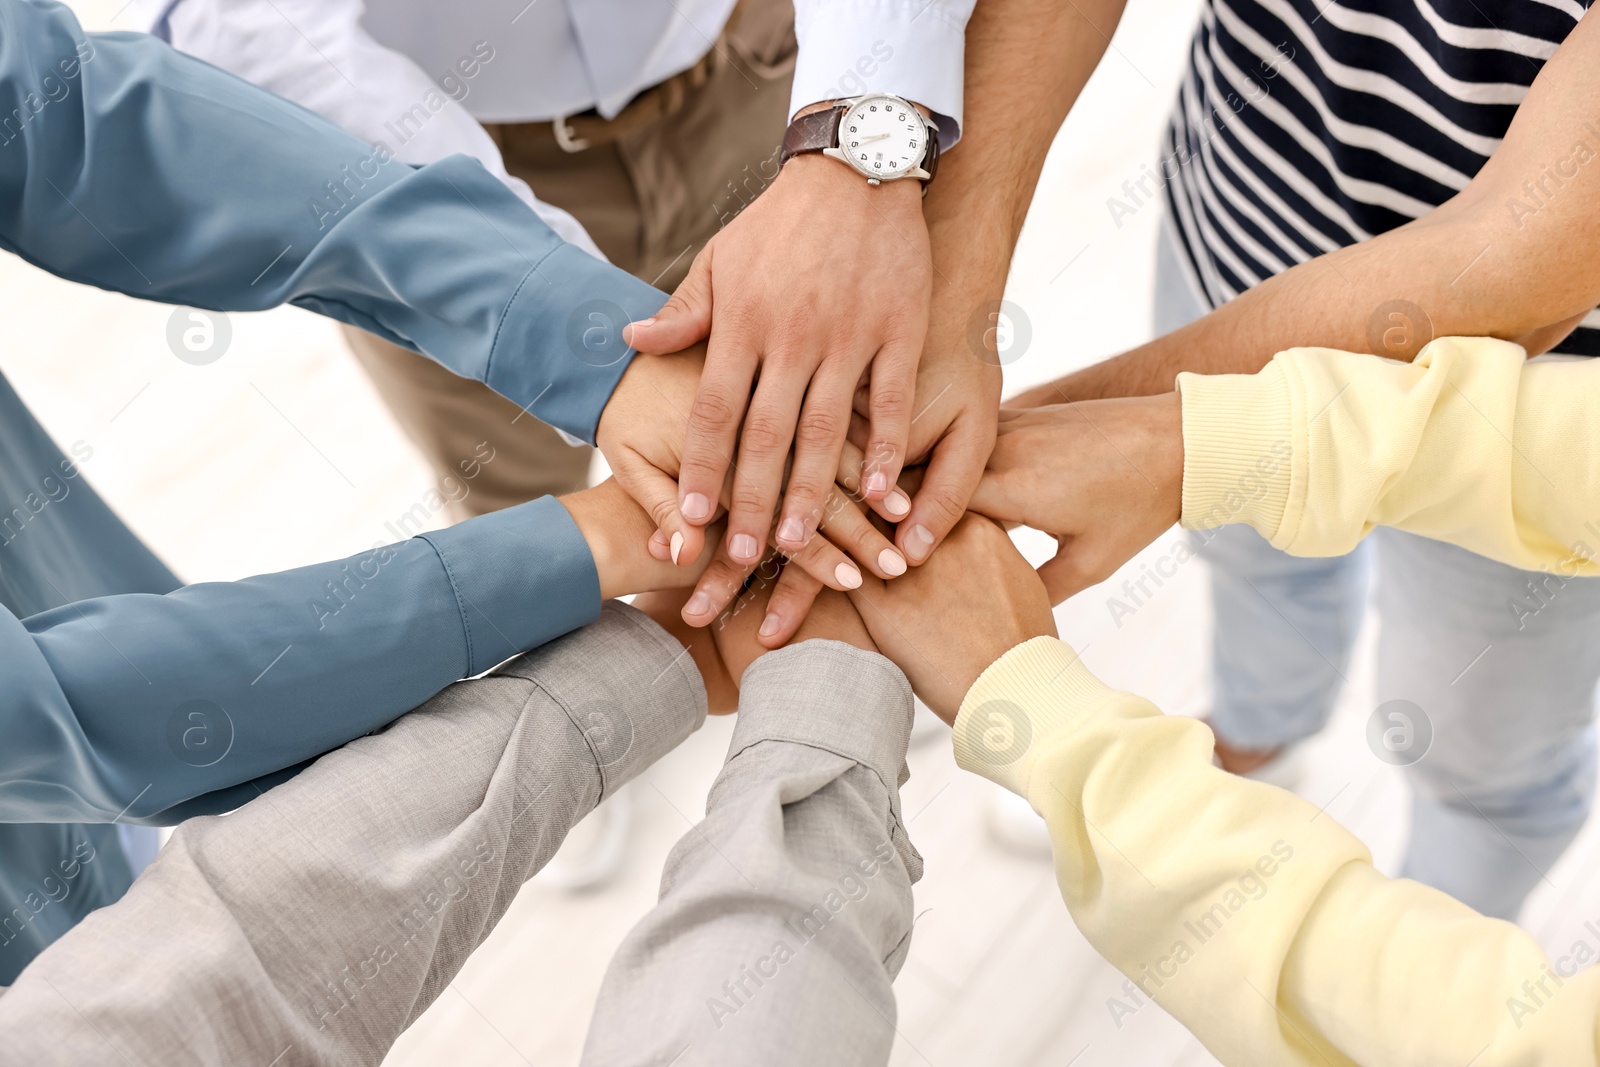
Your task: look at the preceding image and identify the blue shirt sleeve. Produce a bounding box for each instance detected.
[0,0,667,443]
[0,495,603,825]
[0,0,659,825]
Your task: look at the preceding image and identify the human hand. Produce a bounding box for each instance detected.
[709,558,878,687]
[597,348,913,627]
[846,267,1004,567]
[558,479,717,600]
[848,514,1055,722]
[622,150,931,571]
[632,589,739,715]
[967,394,1183,604]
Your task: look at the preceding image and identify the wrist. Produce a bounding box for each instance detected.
[1147,392,1185,526]
[778,151,924,210]
[560,483,643,601]
[594,358,641,455]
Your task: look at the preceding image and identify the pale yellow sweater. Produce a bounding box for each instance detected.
[953,338,1600,1065]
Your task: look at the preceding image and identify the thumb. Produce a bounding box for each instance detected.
[624,246,713,354]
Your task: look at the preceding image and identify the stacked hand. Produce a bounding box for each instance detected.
[634,560,880,717]
[849,515,1056,721]
[591,136,1187,706]
[601,131,1010,638]
[597,349,913,642]
[687,515,1056,726]
[968,394,1183,604]
[622,154,931,567]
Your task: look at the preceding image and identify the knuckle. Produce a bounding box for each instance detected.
[870,383,912,417]
[775,297,821,341]
[678,447,726,483]
[689,388,743,433]
[739,410,791,455]
[920,483,968,523]
[701,563,747,600]
[784,477,830,514]
[729,482,775,518]
[647,497,678,529]
[796,405,844,445]
[717,302,763,339]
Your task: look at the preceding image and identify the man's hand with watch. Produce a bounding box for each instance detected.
[622,93,939,622]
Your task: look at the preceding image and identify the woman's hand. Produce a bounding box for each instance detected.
[848,514,1055,722]
[597,349,911,628]
[967,394,1183,603]
[708,558,879,688]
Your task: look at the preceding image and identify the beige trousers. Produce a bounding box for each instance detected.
[345,0,798,518]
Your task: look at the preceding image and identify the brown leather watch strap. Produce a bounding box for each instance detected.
[780,106,844,163]
[780,103,942,187]
[922,119,942,184]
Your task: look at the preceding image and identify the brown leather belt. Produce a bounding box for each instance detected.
[536,0,749,152]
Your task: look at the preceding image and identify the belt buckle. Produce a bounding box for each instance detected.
[552,114,591,153]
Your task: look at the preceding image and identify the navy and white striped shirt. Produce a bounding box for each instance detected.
[1162,0,1599,354]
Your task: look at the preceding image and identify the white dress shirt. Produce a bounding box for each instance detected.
[147,0,973,259]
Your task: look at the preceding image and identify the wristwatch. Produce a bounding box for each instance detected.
[780,93,940,187]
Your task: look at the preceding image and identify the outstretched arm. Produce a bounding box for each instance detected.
[583,589,921,1066]
[1029,6,1600,403]
[854,516,1600,1067]
[972,334,1600,602]
[1,0,663,442]
[0,603,708,1064]
[0,480,701,826]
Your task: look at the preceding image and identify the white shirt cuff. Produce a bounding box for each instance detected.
[789,0,971,146]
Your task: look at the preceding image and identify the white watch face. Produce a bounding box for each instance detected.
[838,95,926,179]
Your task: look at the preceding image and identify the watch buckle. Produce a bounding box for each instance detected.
[552,114,591,153]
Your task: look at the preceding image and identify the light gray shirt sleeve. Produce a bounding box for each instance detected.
[0,602,704,1067]
[580,639,923,1067]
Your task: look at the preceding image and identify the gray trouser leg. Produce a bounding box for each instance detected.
[0,603,705,1066]
[1377,530,1600,920]
[581,640,922,1067]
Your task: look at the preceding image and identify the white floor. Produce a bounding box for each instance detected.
[22,1,1600,1063]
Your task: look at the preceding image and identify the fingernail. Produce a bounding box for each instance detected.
[632,316,656,329]
[906,524,935,561]
[878,548,907,576]
[730,533,759,561]
[670,531,684,565]
[885,490,911,518]
[865,470,888,494]
[682,492,712,522]
[777,517,805,545]
[835,562,863,589]
[685,592,713,617]
[759,612,782,638]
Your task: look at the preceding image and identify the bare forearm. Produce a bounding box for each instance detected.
[1045,7,1600,402]
[1049,211,1591,400]
[927,0,1130,290]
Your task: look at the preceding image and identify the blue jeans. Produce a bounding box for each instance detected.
[1156,217,1600,920]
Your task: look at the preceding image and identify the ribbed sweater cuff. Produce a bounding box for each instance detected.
[1177,361,1296,544]
[951,637,1120,797]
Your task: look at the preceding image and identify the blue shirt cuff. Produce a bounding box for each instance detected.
[418,495,601,674]
[486,244,669,445]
